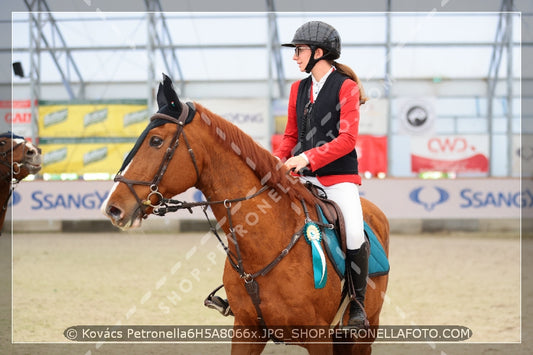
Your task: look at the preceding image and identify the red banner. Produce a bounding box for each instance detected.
[356,135,388,175]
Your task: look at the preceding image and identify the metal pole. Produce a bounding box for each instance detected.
[146,12,156,114]
[506,9,513,176]
[487,4,508,177]
[266,10,274,151]
[28,9,41,145]
[385,2,392,177]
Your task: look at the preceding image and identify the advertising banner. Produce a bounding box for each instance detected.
[41,142,134,174]
[514,134,532,177]
[356,135,387,175]
[359,178,522,220]
[199,98,269,149]
[38,100,149,137]
[359,98,388,135]
[272,98,288,135]
[9,181,205,221]
[9,178,524,221]
[397,97,436,136]
[411,135,489,174]
[0,100,35,139]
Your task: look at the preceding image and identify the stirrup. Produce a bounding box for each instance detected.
[204,295,233,316]
[204,285,233,317]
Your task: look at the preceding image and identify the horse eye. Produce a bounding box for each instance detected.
[149,136,164,148]
[0,141,5,146]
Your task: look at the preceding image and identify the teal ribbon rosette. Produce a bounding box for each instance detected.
[304,221,327,289]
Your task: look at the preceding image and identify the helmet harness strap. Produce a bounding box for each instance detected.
[304,46,330,73]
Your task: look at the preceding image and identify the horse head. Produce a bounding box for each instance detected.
[103,74,204,229]
[0,132,42,182]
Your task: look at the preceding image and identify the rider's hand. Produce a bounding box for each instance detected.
[284,154,309,173]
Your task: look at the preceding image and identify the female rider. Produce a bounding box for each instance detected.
[275,20,369,330]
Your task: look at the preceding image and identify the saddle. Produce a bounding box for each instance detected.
[305,182,390,280]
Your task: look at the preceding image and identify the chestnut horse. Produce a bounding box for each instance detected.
[0,132,42,231]
[103,76,389,354]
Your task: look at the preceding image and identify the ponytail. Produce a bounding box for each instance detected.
[333,61,367,105]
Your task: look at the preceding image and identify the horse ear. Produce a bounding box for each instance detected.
[162,73,179,109]
[156,82,166,110]
[155,73,183,119]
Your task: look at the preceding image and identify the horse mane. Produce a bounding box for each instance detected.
[194,102,315,206]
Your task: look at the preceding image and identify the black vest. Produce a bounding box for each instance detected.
[293,70,358,176]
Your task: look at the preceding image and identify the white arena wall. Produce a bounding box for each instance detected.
[4,178,527,234]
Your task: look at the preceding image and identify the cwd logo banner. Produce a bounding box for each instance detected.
[411,135,489,174]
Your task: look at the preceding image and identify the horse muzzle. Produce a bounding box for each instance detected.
[24,162,42,175]
[23,143,42,174]
[104,203,144,230]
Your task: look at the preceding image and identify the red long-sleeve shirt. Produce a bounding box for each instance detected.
[274,78,362,186]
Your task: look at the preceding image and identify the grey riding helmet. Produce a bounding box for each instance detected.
[282,21,341,73]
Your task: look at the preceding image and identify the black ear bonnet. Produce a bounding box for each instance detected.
[117,74,195,173]
[0,131,26,140]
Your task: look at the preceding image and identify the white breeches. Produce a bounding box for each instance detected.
[304,177,365,250]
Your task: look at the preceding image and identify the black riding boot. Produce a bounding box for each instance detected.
[346,241,369,329]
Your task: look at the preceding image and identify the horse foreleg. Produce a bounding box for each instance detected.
[351,343,372,355]
[229,323,267,355]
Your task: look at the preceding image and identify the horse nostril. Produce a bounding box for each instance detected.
[26,146,40,157]
[107,205,123,220]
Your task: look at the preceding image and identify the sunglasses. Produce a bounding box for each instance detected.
[294,46,311,57]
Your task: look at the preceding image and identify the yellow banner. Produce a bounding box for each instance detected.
[38,102,149,137]
[41,142,134,174]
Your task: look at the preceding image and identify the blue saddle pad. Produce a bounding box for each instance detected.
[317,206,390,278]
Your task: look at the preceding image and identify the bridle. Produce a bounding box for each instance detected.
[0,136,28,183]
[113,101,200,219]
[0,134,33,214]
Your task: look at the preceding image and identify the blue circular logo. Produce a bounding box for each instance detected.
[10,190,21,207]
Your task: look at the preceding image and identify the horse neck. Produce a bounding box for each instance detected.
[195,142,307,264]
[196,143,265,211]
